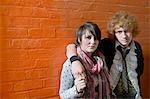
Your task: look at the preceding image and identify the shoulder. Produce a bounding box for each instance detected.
[61,59,72,74]
[99,38,115,54]
[63,59,72,67]
[133,41,143,54]
[134,41,142,49]
[133,41,144,76]
[60,59,74,81]
[100,38,115,49]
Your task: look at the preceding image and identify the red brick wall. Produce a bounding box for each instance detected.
[0,0,149,98]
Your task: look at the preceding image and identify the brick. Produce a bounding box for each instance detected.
[56,38,75,46]
[1,59,36,71]
[28,49,55,59]
[26,69,48,79]
[2,28,28,38]
[47,9,68,27]
[122,6,148,14]
[1,71,26,82]
[10,39,48,49]
[27,39,42,49]
[2,92,29,99]
[6,6,32,17]
[40,18,61,27]
[29,88,57,98]
[0,6,9,16]
[50,47,66,65]
[0,0,40,7]
[40,18,51,28]
[39,39,57,48]
[0,16,13,27]
[40,0,53,8]
[43,78,59,88]
[1,17,40,28]
[55,28,75,38]
[0,39,11,49]
[120,0,148,7]
[50,1,67,9]
[14,79,43,91]
[2,16,31,28]
[65,1,84,10]
[49,16,63,27]
[14,0,41,7]
[68,19,85,28]
[39,38,74,48]
[30,18,41,28]
[0,0,15,5]
[1,82,13,93]
[11,39,28,49]
[32,7,48,18]
[48,66,61,77]
[35,59,50,68]
[1,49,28,60]
[28,28,55,38]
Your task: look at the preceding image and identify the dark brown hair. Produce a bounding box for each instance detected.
[76,22,101,46]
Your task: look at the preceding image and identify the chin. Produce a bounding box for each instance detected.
[119,42,127,46]
[88,50,96,53]
[120,42,128,45]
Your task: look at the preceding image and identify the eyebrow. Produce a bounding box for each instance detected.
[116,30,127,32]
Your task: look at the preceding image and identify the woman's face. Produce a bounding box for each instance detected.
[115,27,132,47]
[80,30,99,55]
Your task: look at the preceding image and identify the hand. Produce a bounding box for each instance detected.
[66,44,77,58]
[74,75,86,93]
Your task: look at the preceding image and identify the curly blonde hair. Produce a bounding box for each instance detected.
[107,11,139,40]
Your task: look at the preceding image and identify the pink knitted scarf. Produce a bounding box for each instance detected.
[77,47,112,99]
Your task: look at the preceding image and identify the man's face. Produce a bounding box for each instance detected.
[115,27,132,47]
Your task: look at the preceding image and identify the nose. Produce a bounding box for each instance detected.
[122,31,127,38]
[90,37,95,44]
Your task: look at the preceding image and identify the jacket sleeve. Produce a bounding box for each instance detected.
[135,41,144,77]
[59,60,83,98]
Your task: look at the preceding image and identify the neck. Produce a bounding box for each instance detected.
[86,52,92,58]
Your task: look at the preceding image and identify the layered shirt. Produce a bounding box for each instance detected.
[99,38,144,99]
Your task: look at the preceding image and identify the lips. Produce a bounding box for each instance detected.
[121,39,128,42]
[89,46,96,49]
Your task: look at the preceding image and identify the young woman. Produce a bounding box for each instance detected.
[59,22,111,99]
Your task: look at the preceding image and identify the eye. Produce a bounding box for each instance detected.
[116,30,127,34]
[86,35,92,39]
[124,30,127,33]
[117,31,123,33]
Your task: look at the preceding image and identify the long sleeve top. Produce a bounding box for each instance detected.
[59,59,83,99]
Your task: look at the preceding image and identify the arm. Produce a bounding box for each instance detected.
[59,60,85,98]
[66,44,77,58]
[66,44,84,77]
[135,41,144,77]
[135,41,144,96]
